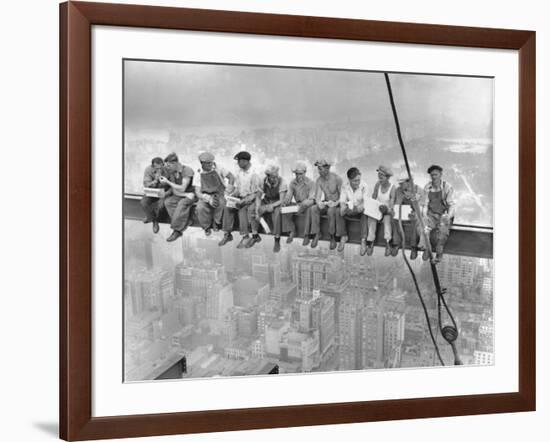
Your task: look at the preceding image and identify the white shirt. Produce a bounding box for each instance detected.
[339,181,369,209]
[233,165,262,198]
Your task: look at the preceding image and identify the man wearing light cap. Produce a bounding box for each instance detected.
[281,162,315,244]
[418,164,456,262]
[257,165,287,252]
[195,152,234,236]
[366,165,397,256]
[159,152,196,242]
[393,172,423,259]
[308,159,344,250]
[219,151,263,249]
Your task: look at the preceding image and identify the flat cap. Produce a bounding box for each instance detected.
[233,151,251,161]
[292,162,307,173]
[265,164,280,175]
[427,164,443,174]
[164,152,179,163]
[376,165,393,177]
[314,159,331,167]
[198,152,215,162]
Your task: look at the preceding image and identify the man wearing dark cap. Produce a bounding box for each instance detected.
[140,157,168,234]
[307,159,344,249]
[195,152,234,236]
[159,152,196,242]
[219,151,263,248]
[418,164,456,262]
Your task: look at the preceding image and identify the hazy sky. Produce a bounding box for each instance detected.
[124,60,494,135]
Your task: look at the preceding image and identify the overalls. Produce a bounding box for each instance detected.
[258,177,283,236]
[164,167,196,233]
[418,189,452,252]
[393,185,420,248]
[197,169,226,230]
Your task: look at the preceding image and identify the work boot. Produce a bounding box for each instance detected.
[391,244,399,257]
[218,232,233,246]
[410,247,418,260]
[204,227,212,236]
[329,235,337,250]
[166,230,182,242]
[422,249,430,261]
[286,231,295,244]
[310,234,320,249]
[273,238,281,253]
[337,236,347,252]
[366,241,374,256]
[245,234,262,248]
[384,241,391,256]
[360,239,368,256]
[152,220,160,234]
[237,235,250,249]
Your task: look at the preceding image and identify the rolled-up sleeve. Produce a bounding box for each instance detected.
[251,173,263,194]
[445,183,456,209]
[143,167,155,188]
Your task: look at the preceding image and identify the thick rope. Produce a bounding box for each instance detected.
[397,204,444,366]
[384,72,462,365]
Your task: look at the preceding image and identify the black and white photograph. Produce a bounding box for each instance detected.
[123,59,494,382]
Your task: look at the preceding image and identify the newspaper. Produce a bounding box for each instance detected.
[393,204,413,220]
[281,205,299,214]
[225,196,241,209]
[143,187,164,198]
[363,197,383,220]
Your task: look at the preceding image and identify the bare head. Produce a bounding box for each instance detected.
[346,167,361,190]
[151,157,164,172]
[163,153,179,172]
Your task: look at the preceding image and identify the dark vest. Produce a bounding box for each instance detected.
[200,170,225,194]
[263,177,282,203]
[428,190,447,215]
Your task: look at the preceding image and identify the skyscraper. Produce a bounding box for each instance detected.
[205,283,234,320]
[292,253,344,299]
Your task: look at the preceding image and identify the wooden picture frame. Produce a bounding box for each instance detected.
[59,1,536,440]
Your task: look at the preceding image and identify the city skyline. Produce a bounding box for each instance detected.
[124,221,493,382]
[123,59,494,382]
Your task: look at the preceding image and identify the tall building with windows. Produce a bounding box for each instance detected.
[252,253,282,288]
[439,255,479,288]
[205,283,234,320]
[174,261,226,298]
[382,311,406,363]
[360,295,384,368]
[125,268,174,317]
[292,253,344,300]
[338,289,366,370]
